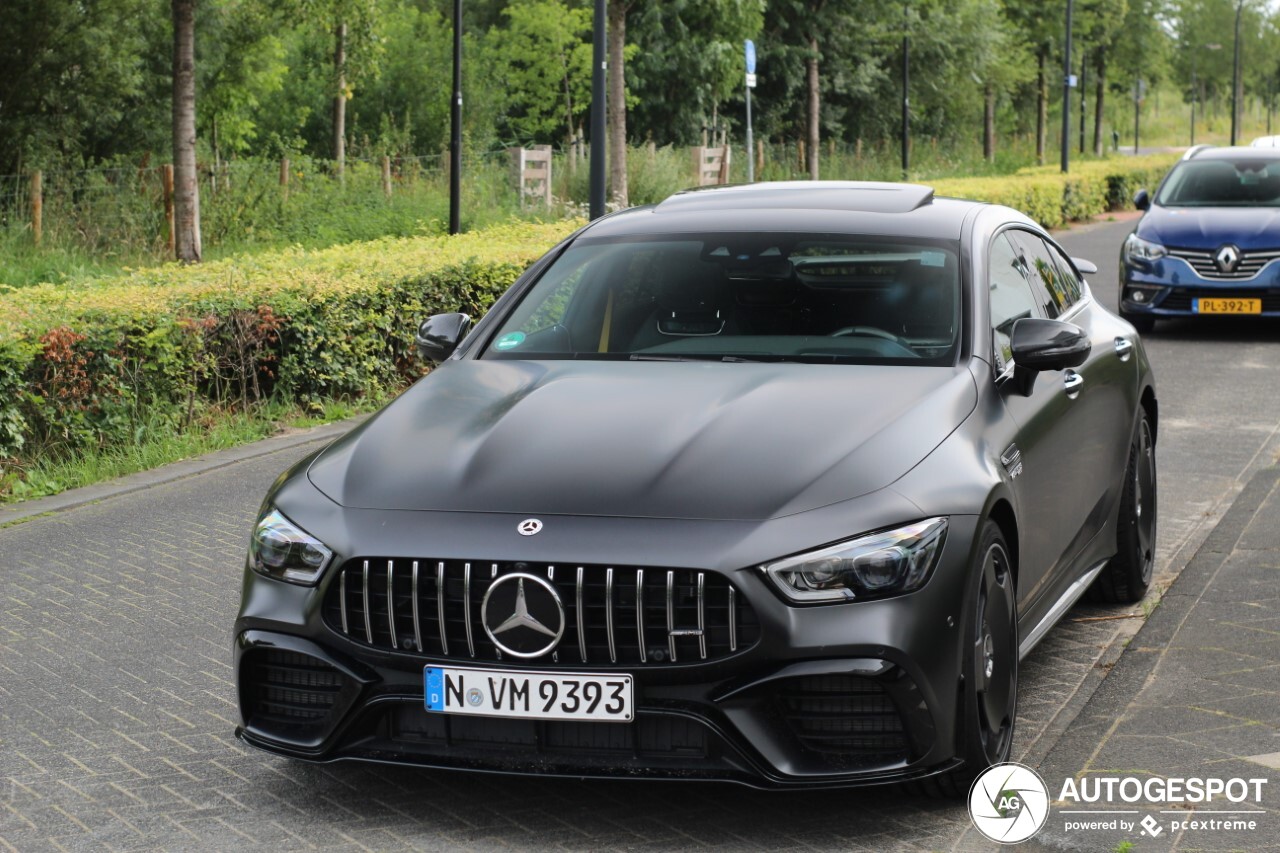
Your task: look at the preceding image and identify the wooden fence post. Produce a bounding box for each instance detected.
[279,157,290,201]
[757,140,765,175]
[381,156,392,198]
[162,164,175,255]
[30,171,42,246]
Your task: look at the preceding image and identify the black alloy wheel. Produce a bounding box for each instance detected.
[912,521,1017,798]
[1089,412,1157,603]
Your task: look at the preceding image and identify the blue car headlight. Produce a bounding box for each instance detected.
[1123,233,1167,263]
[249,509,334,585]
[763,517,948,604]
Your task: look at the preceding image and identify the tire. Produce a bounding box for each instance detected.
[1120,310,1155,333]
[1088,412,1157,604]
[911,521,1018,798]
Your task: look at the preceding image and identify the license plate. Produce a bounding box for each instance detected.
[1195,297,1262,314]
[425,666,633,722]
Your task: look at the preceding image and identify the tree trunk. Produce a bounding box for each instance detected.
[807,36,820,180]
[1036,48,1047,165]
[333,21,347,181]
[984,83,996,162]
[1093,54,1107,156]
[607,1,629,208]
[171,0,201,262]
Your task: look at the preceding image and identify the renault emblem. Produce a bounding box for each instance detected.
[517,518,543,536]
[481,573,565,658]
[1214,244,1241,274]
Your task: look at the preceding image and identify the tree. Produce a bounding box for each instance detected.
[488,1,593,144]
[608,0,633,207]
[172,0,202,262]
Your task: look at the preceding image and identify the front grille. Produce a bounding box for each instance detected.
[1167,247,1280,281]
[1159,288,1280,312]
[242,649,347,738]
[775,675,908,766]
[323,559,761,666]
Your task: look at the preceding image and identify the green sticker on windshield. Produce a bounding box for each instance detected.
[920,251,946,267]
[494,331,527,351]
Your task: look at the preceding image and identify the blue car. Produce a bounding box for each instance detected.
[1120,145,1280,331]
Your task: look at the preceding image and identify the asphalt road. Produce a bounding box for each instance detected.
[2,216,1279,852]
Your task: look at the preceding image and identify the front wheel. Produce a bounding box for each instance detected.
[913,521,1018,797]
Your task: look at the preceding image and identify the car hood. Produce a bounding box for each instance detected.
[308,360,977,521]
[1141,205,1280,250]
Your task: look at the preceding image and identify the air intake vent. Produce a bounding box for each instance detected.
[1167,247,1280,281]
[775,675,908,766]
[242,649,347,739]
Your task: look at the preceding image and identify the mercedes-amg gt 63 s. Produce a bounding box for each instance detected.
[234,182,1158,794]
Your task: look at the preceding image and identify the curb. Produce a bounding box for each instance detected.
[0,416,366,527]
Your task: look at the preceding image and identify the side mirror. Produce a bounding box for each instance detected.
[1071,256,1099,275]
[415,312,472,364]
[1133,188,1150,211]
[1010,318,1091,372]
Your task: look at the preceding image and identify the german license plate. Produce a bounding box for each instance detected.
[425,666,633,722]
[1195,297,1262,314]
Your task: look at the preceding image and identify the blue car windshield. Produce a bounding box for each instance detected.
[482,232,961,365]
[1156,159,1280,207]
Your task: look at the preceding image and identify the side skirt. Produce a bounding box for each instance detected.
[1018,559,1108,660]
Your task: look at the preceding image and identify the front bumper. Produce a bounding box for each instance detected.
[1120,258,1280,319]
[233,512,979,790]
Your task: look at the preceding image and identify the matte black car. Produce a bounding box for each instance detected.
[1121,145,1280,331]
[235,182,1158,794]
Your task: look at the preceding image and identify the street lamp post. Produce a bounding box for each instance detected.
[902,5,910,178]
[449,0,462,235]
[589,0,606,220]
[1231,0,1244,146]
[1061,0,1074,173]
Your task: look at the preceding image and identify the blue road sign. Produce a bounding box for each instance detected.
[745,40,757,74]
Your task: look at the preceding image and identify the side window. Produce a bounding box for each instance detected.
[1045,242,1085,310]
[988,233,1041,372]
[1007,230,1076,317]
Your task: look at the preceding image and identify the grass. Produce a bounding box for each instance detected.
[0,395,386,505]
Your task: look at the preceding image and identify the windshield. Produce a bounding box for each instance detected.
[1155,159,1280,207]
[481,232,961,365]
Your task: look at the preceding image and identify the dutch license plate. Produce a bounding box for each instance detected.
[425,666,633,722]
[1195,297,1262,314]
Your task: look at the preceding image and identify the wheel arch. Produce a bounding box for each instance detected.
[984,497,1020,594]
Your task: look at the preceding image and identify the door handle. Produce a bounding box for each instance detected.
[1114,337,1133,361]
[1064,370,1084,399]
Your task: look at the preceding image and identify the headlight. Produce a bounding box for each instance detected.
[249,509,334,585]
[1123,233,1166,263]
[763,517,948,604]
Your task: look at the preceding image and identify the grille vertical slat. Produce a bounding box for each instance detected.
[576,566,587,663]
[666,571,677,663]
[361,560,373,644]
[325,559,760,667]
[636,569,647,663]
[605,568,616,663]
[463,562,475,658]
[436,562,448,656]
[411,561,423,653]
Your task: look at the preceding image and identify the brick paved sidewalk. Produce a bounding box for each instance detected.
[1001,466,1280,852]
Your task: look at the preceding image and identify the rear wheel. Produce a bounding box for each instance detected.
[1088,412,1157,604]
[912,521,1017,798]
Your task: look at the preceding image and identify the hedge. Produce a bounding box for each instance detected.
[0,221,580,460]
[0,154,1176,466]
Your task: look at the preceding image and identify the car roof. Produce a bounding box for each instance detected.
[580,181,982,241]
[1184,145,1280,161]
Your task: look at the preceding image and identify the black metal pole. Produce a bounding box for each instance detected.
[1061,0,1073,173]
[1134,76,1141,155]
[1079,50,1087,154]
[449,0,462,235]
[589,0,607,220]
[1231,0,1243,145]
[902,17,910,178]
[1191,51,1197,147]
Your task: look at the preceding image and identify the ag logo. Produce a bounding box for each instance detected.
[968,762,1050,844]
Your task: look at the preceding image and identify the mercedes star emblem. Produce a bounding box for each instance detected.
[1215,244,1241,274]
[480,573,565,658]
[517,518,543,536]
